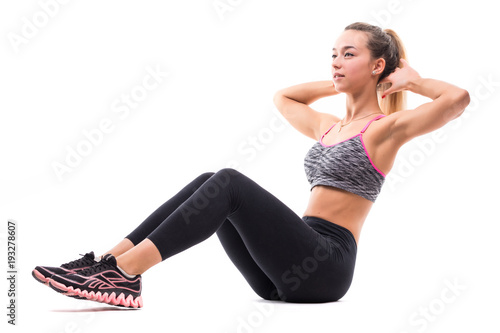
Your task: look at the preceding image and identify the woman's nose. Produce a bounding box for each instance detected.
[331,57,340,70]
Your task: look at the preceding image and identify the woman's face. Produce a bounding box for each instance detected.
[331,30,377,93]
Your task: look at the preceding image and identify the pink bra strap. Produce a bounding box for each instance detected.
[321,122,338,139]
[361,114,386,133]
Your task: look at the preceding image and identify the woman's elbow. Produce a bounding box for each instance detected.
[273,92,290,117]
[452,89,471,119]
[273,90,283,107]
[459,89,471,109]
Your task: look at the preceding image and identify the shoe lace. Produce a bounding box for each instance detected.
[78,257,114,276]
[61,253,95,269]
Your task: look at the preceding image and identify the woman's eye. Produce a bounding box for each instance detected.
[332,53,353,59]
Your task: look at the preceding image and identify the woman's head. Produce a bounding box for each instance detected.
[332,22,407,114]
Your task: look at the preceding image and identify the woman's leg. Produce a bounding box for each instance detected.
[115,220,280,300]
[215,220,281,300]
[102,238,135,259]
[100,172,215,259]
[115,239,161,275]
[116,168,356,302]
[101,170,280,297]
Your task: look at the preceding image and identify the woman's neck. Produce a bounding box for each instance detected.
[344,89,382,121]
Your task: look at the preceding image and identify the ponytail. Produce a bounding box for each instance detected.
[378,29,407,115]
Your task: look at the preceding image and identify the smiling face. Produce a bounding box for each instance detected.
[331,30,384,94]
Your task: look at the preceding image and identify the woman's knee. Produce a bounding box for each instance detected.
[189,172,215,188]
[213,168,248,186]
[215,168,242,178]
[198,171,215,180]
[201,169,236,195]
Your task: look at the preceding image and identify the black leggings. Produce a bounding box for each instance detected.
[126,168,357,303]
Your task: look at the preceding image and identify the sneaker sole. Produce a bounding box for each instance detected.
[32,269,51,285]
[32,269,88,299]
[49,280,143,308]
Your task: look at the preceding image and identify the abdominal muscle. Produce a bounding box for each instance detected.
[302,185,373,245]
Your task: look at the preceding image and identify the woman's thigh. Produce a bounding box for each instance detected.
[220,169,356,302]
[216,220,280,301]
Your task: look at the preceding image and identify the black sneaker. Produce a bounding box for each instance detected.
[49,254,143,308]
[32,252,98,285]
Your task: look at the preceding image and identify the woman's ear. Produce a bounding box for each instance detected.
[373,58,386,75]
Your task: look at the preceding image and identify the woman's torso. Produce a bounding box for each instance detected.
[303,114,398,244]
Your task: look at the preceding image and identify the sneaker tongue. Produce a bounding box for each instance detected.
[102,254,117,266]
[86,251,95,260]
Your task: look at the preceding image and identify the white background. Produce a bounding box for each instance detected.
[1,0,499,332]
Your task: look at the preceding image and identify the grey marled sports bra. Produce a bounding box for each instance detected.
[304,114,386,202]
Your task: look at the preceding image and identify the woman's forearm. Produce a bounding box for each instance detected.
[407,77,466,101]
[407,77,470,119]
[274,80,339,105]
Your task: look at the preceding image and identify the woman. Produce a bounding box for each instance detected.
[32,22,470,308]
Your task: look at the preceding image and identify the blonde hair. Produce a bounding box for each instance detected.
[344,22,408,115]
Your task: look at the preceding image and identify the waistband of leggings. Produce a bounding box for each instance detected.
[302,216,357,249]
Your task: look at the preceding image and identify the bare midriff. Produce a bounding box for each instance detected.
[302,185,374,245]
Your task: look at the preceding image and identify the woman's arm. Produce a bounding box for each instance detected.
[381,59,471,146]
[273,80,341,140]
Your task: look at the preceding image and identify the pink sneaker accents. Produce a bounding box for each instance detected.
[49,279,143,308]
[48,254,143,309]
[32,269,51,285]
[32,252,97,286]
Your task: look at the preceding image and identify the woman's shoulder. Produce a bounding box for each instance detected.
[317,113,341,140]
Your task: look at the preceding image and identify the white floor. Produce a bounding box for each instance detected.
[4,229,499,333]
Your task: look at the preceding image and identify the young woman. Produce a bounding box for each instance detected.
[32,22,470,308]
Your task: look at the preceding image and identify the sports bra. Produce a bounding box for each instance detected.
[303,114,386,202]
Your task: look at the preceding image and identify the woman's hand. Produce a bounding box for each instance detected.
[379,59,421,98]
